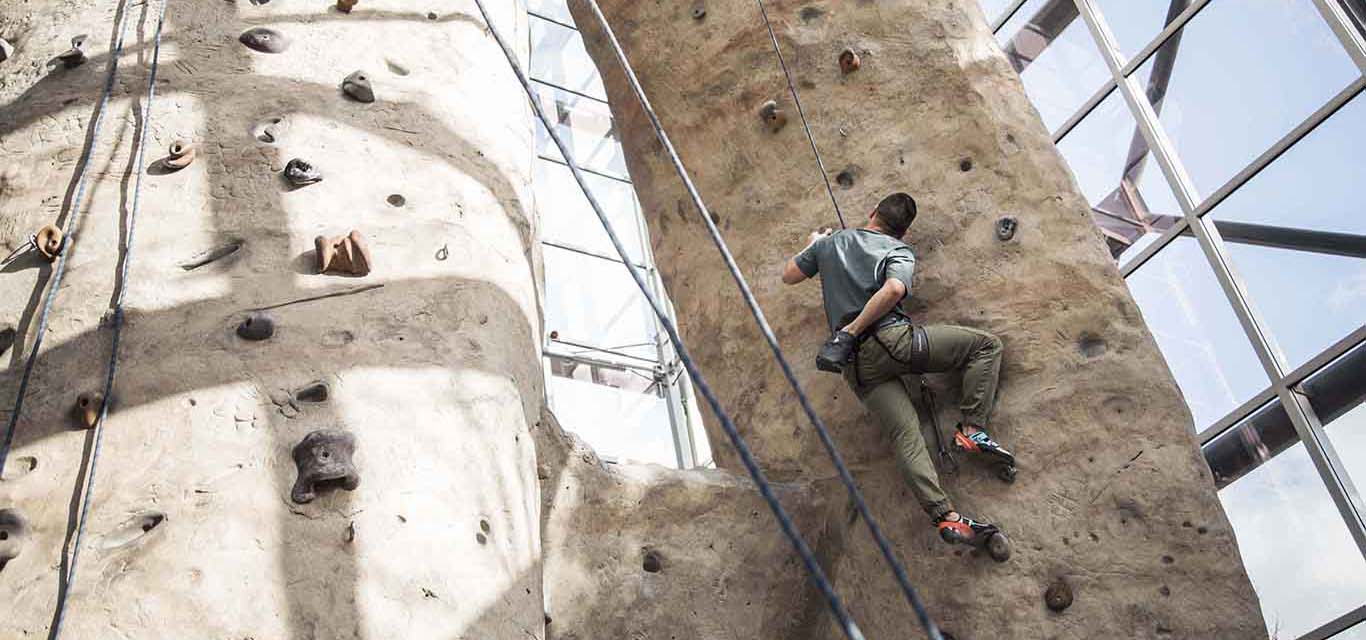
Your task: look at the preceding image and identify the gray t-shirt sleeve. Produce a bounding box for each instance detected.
[880,247,916,295]
[794,237,824,278]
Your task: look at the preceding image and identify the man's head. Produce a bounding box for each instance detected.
[869,192,917,239]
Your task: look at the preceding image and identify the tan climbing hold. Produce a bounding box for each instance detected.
[35,224,64,261]
[336,0,358,13]
[315,230,372,277]
[758,100,787,133]
[75,391,104,429]
[839,48,861,74]
[163,140,195,170]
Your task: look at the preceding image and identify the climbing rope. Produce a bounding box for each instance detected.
[754,0,847,229]
[50,0,169,637]
[0,0,136,478]
[470,2,866,638]
[582,2,943,638]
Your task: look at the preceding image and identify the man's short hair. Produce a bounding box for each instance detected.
[874,192,917,238]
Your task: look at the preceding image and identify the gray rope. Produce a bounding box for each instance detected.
[471,1,864,638]
[584,1,942,638]
[51,0,168,636]
[754,0,847,229]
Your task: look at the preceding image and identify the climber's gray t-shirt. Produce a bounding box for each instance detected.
[794,228,915,333]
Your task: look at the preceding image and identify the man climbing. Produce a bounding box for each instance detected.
[780,192,1014,558]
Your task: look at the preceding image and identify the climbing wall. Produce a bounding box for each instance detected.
[569,0,1269,637]
[0,1,548,637]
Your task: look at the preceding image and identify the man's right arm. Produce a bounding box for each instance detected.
[782,228,832,285]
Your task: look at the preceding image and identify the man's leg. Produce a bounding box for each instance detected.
[919,325,1003,428]
[858,378,952,520]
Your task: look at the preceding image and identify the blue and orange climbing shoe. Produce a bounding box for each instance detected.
[953,425,1017,483]
[936,513,1011,562]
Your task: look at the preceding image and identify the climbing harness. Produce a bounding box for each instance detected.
[754,0,847,230]
[473,2,870,638]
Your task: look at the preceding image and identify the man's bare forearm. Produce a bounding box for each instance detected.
[841,279,906,336]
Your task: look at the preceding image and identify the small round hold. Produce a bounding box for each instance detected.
[838,48,861,74]
[56,35,88,68]
[342,70,376,103]
[1045,579,1074,612]
[163,140,196,170]
[35,224,65,261]
[284,158,323,186]
[75,391,104,429]
[336,0,358,12]
[239,27,290,54]
[237,312,276,341]
[995,216,1018,242]
[758,100,787,133]
[690,2,706,20]
[996,463,1017,483]
[987,532,1012,562]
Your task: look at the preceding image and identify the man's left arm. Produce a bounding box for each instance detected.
[782,229,832,285]
[840,248,915,337]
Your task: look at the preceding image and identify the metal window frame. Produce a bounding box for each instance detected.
[1068,2,1366,636]
[527,9,703,469]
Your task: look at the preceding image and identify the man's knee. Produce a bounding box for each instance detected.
[979,332,1003,355]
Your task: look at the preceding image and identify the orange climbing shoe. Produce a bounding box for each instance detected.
[953,426,1017,483]
[936,514,1011,562]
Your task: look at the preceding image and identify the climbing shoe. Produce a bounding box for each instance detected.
[815,330,857,373]
[953,426,1016,467]
[937,514,1011,562]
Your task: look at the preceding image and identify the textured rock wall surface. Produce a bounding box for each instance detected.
[570,0,1268,637]
[0,1,548,638]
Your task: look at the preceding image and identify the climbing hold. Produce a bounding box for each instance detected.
[995,216,1018,242]
[315,230,372,277]
[236,312,275,341]
[434,244,448,261]
[385,193,405,207]
[0,456,37,481]
[56,35,87,68]
[690,2,706,20]
[835,169,855,189]
[180,239,242,271]
[163,139,196,170]
[239,27,290,54]
[641,549,663,573]
[0,324,15,357]
[838,48,861,74]
[74,391,104,429]
[294,381,329,404]
[284,158,323,186]
[35,224,65,261]
[959,158,974,172]
[1045,579,1073,612]
[336,0,358,13]
[99,512,165,550]
[427,11,439,20]
[341,70,375,103]
[0,38,14,63]
[254,117,285,144]
[290,429,360,504]
[385,58,410,76]
[758,100,787,133]
[0,509,31,569]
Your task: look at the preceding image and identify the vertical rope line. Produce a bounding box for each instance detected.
[755,0,847,229]
[474,2,865,638]
[51,0,167,636]
[582,2,942,638]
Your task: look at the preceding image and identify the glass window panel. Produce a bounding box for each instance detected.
[547,356,677,467]
[996,0,1112,131]
[1126,237,1268,429]
[1206,94,1366,370]
[527,0,573,25]
[529,15,607,101]
[543,245,657,360]
[1303,341,1366,498]
[1057,88,1184,262]
[533,84,629,180]
[1206,401,1366,640]
[977,0,1016,26]
[1092,0,1191,60]
[1132,0,1359,197]
[535,159,644,263]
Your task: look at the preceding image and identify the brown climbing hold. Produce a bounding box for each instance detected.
[839,48,861,74]
[690,2,706,20]
[56,35,87,68]
[291,429,360,504]
[35,224,65,261]
[995,216,1019,242]
[0,508,30,569]
[163,139,195,170]
[315,230,372,277]
[1045,579,1073,612]
[336,0,358,13]
[239,27,290,54]
[284,158,323,186]
[74,391,104,429]
[758,100,787,133]
[342,70,376,103]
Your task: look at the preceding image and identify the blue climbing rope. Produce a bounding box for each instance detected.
[0,1,135,478]
[50,0,169,637]
[470,2,865,638]
[582,2,944,638]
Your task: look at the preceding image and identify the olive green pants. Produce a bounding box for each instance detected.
[843,324,1004,518]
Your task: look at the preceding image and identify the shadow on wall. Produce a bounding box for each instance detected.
[0,1,543,638]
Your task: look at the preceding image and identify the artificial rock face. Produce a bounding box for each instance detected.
[568,0,1267,638]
